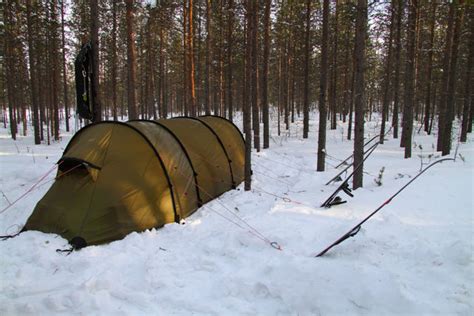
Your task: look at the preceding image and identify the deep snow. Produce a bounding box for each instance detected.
[0,113,473,315]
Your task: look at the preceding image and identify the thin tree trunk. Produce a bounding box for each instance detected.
[5,1,17,140]
[317,0,329,172]
[400,0,417,159]
[159,29,166,118]
[437,3,455,151]
[50,0,60,140]
[205,0,211,115]
[352,0,367,189]
[227,0,234,122]
[392,0,403,139]
[188,0,197,117]
[442,1,464,155]
[262,0,271,147]
[244,1,252,191]
[284,39,290,130]
[60,0,69,131]
[251,0,260,152]
[90,0,101,121]
[342,24,351,124]
[183,0,188,116]
[112,0,118,121]
[330,0,339,130]
[278,45,282,136]
[380,2,395,144]
[460,9,473,142]
[26,0,40,144]
[424,1,436,134]
[303,0,311,139]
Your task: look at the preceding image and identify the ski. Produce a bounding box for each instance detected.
[316,157,455,257]
[321,142,379,208]
[326,141,380,186]
[334,134,379,169]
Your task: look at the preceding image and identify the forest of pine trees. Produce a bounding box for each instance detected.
[1,1,473,184]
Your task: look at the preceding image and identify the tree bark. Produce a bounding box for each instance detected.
[112,0,118,120]
[188,0,197,117]
[227,0,234,122]
[400,0,417,159]
[437,3,455,151]
[244,1,252,191]
[442,1,464,155]
[251,0,260,152]
[90,0,101,122]
[262,0,271,147]
[424,1,436,134]
[125,0,137,119]
[205,0,212,115]
[60,0,69,131]
[26,0,41,144]
[460,9,473,142]
[303,0,311,139]
[317,0,329,172]
[380,2,395,144]
[50,0,60,140]
[392,0,403,139]
[352,0,367,189]
[330,0,339,130]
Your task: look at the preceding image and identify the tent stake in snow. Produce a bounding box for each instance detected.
[321,142,379,208]
[315,157,455,257]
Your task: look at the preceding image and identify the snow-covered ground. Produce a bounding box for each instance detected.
[1,113,473,315]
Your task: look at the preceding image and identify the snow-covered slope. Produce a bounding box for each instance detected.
[1,114,472,315]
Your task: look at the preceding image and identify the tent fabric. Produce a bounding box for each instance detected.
[24,116,245,248]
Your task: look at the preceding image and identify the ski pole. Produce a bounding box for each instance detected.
[316,157,455,257]
[321,142,380,207]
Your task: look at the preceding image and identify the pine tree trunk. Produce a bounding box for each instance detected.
[112,0,118,121]
[342,24,351,124]
[227,0,234,122]
[392,0,403,139]
[262,0,271,148]
[90,0,101,122]
[437,4,455,152]
[303,0,311,139]
[317,0,329,172]
[284,40,289,130]
[50,0,60,140]
[125,0,137,119]
[60,0,69,132]
[380,2,395,144]
[400,0,417,159]
[352,0,367,189]
[183,0,188,116]
[330,0,339,130]
[188,0,197,117]
[205,0,212,115]
[244,1,252,191]
[251,0,260,152]
[424,1,436,134]
[4,1,17,140]
[26,0,41,144]
[442,1,464,155]
[460,9,473,142]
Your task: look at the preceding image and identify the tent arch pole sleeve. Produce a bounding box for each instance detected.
[199,115,246,147]
[128,119,203,207]
[65,121,180,222]
[62,121,106,153]
[173,117,236,188]
[121,123,180,222]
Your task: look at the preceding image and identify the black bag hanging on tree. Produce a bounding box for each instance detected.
[74,42,94,121]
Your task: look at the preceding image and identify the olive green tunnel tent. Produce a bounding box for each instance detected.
[23,116,245,249]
